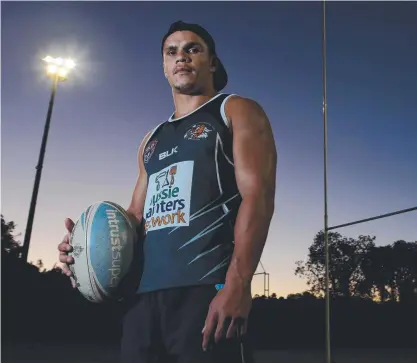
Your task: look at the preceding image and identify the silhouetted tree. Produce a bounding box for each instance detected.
[36,259,46,273]
[253,292,278,300]
[359,241,417,302]
[1,214,21,256]
[286,291,317,300]
[360,245,394,301]
[295,231,376,297]
[297,230,417,303]
[390,240,417,303]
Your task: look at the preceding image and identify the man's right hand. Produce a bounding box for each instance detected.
[58,218,77,288]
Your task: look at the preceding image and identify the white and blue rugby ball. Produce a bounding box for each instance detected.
[69,201,138,303]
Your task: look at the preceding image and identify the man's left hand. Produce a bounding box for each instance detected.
[202,284,252,351]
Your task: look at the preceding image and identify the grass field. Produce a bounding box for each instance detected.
[2,343,416,363]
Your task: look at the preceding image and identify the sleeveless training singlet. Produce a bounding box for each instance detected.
[138,93,242,293]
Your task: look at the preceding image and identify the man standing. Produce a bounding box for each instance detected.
[58,21,277,363]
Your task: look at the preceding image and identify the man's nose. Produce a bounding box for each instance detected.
[176,51,190,63]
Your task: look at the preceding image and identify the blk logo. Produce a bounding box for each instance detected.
[159,146,178,160]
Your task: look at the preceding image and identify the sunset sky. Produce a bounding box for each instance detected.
[2,1,416,297]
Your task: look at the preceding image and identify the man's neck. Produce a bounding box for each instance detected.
[172,91,218,119]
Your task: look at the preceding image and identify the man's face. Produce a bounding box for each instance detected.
[162,30,215,94]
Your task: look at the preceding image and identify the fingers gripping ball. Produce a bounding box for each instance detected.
[69,201,139,303]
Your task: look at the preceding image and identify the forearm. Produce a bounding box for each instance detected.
[225,194,274,290]
[125,208,145,237]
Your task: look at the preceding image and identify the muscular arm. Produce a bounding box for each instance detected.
[125,132,151,234]
[224,97,277,291]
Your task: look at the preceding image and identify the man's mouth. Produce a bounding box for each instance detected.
[174,67,192,74]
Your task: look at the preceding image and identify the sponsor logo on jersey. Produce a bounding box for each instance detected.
[144,139,158,164]
[159,146,178,160]
[184,123,213,140]
[144,161,194,233]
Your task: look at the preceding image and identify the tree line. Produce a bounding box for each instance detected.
[295,231,417,303]
[2,215,416,349]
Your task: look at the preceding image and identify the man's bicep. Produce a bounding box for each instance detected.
[230,98,277,198]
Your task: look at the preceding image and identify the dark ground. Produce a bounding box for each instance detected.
[1,343,416,363]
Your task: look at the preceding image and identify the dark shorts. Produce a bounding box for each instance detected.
[120,284,254,363]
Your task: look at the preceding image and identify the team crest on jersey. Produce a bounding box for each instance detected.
[144,139,158,163]
[184,123,213,140]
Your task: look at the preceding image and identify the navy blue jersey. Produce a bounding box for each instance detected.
[138,93,242,293]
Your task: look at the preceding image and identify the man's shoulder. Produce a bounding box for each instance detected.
[225,94,262,108]
[223,94,266,123]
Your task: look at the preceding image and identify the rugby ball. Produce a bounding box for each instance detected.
[69,201,138,303]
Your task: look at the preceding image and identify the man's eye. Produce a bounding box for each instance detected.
[188,47,199,54]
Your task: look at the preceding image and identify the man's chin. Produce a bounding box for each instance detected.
[173,82,203,96]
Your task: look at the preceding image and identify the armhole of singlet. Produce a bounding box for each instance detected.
[220,94,238,130]
[138,123,163,161]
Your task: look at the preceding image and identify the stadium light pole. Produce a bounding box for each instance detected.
[20,56,76,263]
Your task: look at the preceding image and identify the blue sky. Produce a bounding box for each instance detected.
[2,1,416,296]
